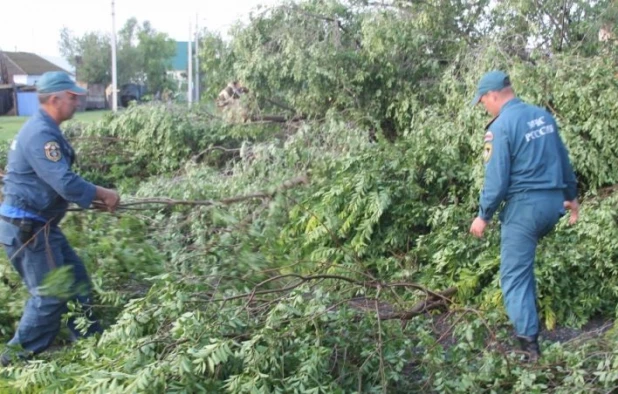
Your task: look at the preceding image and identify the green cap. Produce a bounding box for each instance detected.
[471,70,510,106]
[36,71,86,95]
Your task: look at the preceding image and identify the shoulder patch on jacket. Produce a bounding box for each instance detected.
[44,141,62,162]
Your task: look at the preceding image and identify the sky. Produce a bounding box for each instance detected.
[0,0,282,71]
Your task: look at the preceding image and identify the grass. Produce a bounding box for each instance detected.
[0,110,110,141]
[0,117,26,141]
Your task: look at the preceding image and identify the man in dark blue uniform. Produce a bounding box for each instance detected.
[0,71,120,366]
[469,70,579,361]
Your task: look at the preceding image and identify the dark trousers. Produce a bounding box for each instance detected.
[0,220,101,356]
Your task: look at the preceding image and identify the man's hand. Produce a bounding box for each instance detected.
[469,217,488,238]
[91,201,107,211]
[95,186,121,212]
[564,199,579,225]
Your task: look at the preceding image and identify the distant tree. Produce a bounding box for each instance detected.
[197,29,237,100]
[59,28,111,84]
[136,21,176,94]
[59,18,176,94]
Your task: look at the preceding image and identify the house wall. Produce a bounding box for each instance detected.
[13,73,76,87]
[167,70,187,92]
[77,82,107,110]
[13,74,42,86]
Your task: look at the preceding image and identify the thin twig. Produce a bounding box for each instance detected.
[208,274,362,302]
[374,286,387,394]
[192,146,241,162]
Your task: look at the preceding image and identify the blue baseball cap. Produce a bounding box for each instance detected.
[36,71,86,95]
[471,70,511,106]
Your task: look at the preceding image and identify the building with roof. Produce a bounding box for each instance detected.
[167,41,195,95]
[0,51,71,86]
[0,51,74,116]
[171,41,190,74]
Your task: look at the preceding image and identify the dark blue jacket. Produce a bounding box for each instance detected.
[479,98,578,221]
[1,109,96,223]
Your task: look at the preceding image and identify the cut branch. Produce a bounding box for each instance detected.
[250,114,306,123]
[69,136,132,143]
[263,98,297,113]
[192,146,241,162]
[350,286,457,321]
[69,174,310,212]
[199,273,457,322]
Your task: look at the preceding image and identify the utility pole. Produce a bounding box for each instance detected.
[187,20,193,106]
[195,13,200,102]
[111,0,118,112]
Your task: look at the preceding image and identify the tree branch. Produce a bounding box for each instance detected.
[66,174,310,212]
[200,273,457,322]
[263,97,297,113]
[123,175,309,207]
[283,5,362,49]
[191,146,241,162]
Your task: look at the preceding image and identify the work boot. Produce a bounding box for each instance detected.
[517,334,541,363]
[1,348,32,367]
[0,352,11,367]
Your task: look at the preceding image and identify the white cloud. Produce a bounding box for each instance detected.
[0,0,282,59]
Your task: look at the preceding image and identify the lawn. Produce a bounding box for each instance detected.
[0,110,109,141]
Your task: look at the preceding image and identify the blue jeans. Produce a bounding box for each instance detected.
[498,190,564,337]
[0,220,102,356]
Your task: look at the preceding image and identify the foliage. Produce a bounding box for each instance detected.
[224,0,617,138]
[63,103,280,189]
[118,18,177,94]
[59,18,176,92]
[2,0,618,392]
[59,29,111,84]
[196,30,238,101]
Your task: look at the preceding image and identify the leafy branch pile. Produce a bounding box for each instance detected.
[2,0,618,392]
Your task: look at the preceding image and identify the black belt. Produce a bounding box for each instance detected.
[0,215,39,227]
[0,215,27,225]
